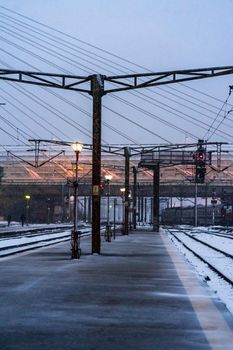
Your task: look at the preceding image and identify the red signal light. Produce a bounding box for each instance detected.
[199,152,204,159]
[198,152,205,161]
[99,182,105,194]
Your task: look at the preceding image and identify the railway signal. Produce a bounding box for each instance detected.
[99,182,105,195]
[195,140,206,183]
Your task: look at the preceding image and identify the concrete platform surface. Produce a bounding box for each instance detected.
[0,231,233,350]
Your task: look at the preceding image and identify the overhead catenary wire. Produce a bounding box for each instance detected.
[0,6,231,146]
[0,39,172,143]
[0,16,229,123]
[0,55,140,144]
[204,93,231,141]
[0,82,64,140]
[1,11,230,117]
[0,5,230,108]
[112,93,233,141]
[0,124,29,145]
[0,111,32,141]
[0,33,152,143]
[0,37,202,143]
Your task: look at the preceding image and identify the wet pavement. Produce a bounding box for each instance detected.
[0,231,232,349]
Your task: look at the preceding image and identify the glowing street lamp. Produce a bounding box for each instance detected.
[120,187,125,194]
[25,194,31,225]
[120,188,125,231]
[105,174,112,225]
[71,142,83,259]
[104,174,113,241]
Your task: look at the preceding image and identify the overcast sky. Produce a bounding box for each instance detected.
[0,0,233,149]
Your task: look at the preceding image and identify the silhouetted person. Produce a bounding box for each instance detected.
[7,214,11,227]
[20,214,26,227]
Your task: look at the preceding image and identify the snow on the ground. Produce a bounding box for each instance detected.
[0,222,91,256]
[165,225,233,316]
[0,230,71,248]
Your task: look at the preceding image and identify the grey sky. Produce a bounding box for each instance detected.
[0,0,233,148]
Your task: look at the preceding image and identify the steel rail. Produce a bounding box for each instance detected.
[0,229,91,257]
[167,228,233,286]
[171,228,233,259]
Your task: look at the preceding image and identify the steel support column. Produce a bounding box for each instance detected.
[88,196,92,223]
[91,75,104,254]
[141,195,144,224]
[144,197,147,223]
[153,164,160,232]
[137,190,141,225]
[124,147,130,235]
[194,182,198,227]
[83,196,87,222]
[132,166,137,229]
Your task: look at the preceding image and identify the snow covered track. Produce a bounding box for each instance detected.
[166,227,233,287]
[0,223,74,238]
[0,225,92,257]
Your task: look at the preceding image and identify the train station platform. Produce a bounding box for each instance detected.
[0,231,233,349]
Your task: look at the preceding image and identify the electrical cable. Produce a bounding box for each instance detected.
[204,93,231,140]
[0,6,230,145]
[1,17,229,123]
[0,55,139,144]
[0,5,229,108]
[0,111,32,141]
[1,10,230,115]
[0,42,170,144]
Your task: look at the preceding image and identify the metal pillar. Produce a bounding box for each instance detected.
[194,182,198,227]
[180,197,183,225]
[144,197,147,223]
[124,147,130,235]
[88,196,92,223]
[150,197,153,225]
[153,164,160,232]
[141,196,144,224]
[71,151,80,259]
[61,183,65,222]
[47,198,51,224]
[205,183,208,226]
[137,192,141,226]
[132,166,137,229]
[83,196,87,222]
[91,74,104,254]
[113,198,117,239]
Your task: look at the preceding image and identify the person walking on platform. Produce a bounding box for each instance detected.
[7,214,11,227]
[20,214,26,227]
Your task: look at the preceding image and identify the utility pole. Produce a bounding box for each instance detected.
[132,166,137,229]
[91,75,104,254]
[194,182,198,227]
[123,147,131,235]
[153,163,160,232]
[144,197,147,223]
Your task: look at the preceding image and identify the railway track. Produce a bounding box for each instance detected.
[166,227,233,286]
[0,225,92,257]
[0,224,73,239]
[171,225,233,241]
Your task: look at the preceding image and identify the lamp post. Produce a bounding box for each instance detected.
[71,142,83,259]
[25,194,31,225]
[69,195,74,222]
[128,191,133,230]
[104,174,112,242]
[120,187,125,233]
[47,198,51,224]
